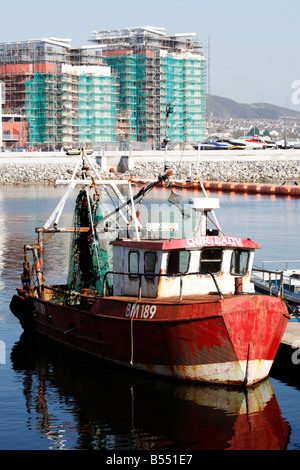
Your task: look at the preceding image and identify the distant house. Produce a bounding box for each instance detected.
[270,130,279,137]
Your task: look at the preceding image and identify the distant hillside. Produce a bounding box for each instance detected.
[207,95,300,120]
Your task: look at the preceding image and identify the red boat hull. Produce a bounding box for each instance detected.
[11,290,289,386]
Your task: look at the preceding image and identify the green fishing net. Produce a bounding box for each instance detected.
[67,189,112,295]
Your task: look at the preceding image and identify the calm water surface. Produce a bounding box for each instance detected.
[0,184,300,450]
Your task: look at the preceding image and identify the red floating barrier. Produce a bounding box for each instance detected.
[130,179,300,197]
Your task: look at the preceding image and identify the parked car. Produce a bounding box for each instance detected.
[0,146,9,152]
[11,146,28,152]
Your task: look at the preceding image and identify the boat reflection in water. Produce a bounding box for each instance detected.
[11,334,290,450]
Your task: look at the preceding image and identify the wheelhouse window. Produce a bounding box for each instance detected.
[199,248,222,274]
[230,249,249,276]
[166,250,190,276]
[144,251,156,280]
[128,250,139,278]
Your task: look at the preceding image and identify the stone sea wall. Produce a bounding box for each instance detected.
[0,158,299,184]
[132,160,300,184]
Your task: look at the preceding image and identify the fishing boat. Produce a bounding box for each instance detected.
[10,152,289,386]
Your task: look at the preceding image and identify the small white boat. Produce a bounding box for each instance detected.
[251,260,300,315]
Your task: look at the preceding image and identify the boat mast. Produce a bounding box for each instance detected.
[23,151,172,297]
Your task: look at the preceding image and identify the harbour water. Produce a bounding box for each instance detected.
[0,183,300,451]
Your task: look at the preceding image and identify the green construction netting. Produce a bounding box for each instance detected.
[67,189,112,295]
[78,73,118,143]
[24,53,206,146]
[160,53,206,144]
[25,71,118,146]
[105,53,138,141]
[25,72,48,144]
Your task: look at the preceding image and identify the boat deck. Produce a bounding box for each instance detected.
[108,292,232,304]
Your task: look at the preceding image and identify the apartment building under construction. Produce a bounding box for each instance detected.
[0,27,206,148]
[91,27,206,145]
[0,38,117,147]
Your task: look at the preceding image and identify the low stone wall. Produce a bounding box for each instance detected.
[0,157,299,184]
[138,160,300,184]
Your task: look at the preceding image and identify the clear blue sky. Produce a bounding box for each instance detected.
[2,0,299,110]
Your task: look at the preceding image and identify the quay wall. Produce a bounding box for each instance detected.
[0,149,299,186]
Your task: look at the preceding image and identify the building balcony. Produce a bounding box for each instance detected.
[3,134,19,141]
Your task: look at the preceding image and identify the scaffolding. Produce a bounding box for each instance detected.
[104,51,138,141]
[101,48,206,144]
[78,70,117,143]
[0,28,206,147]
[0,38,118,147]
[92,27,206,145]
[25,72,47,143]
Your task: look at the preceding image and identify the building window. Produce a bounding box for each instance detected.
[200,249,222,274]
[230,250,249,277]
[166,250,190,276]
